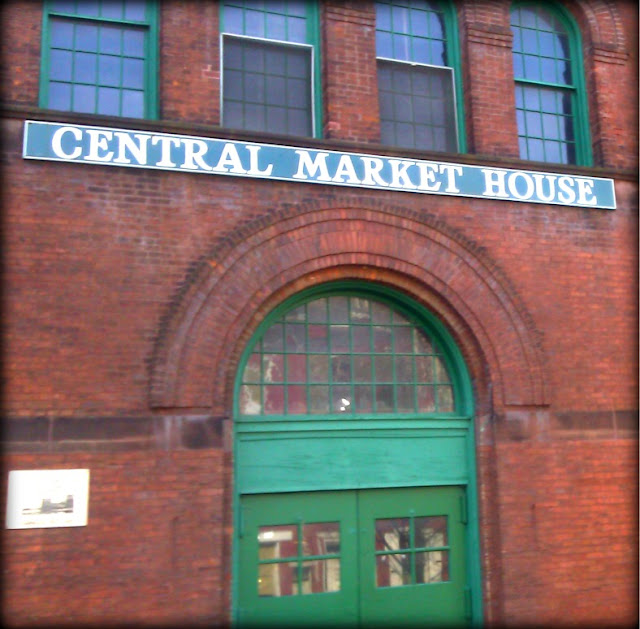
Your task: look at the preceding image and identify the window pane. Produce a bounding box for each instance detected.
[76,23,98,51]
[97,86,120,115]
[376,554,410,587]
[377,31,393,58]
[122,58,144,88]
[259,523,298,556]
[287,385,307,414]
[101,1,123,19]
[74,52,97,83]
[302,560,340,593]
[50,19,74,47]
[263,354,284,383]
[76,0,99,17]
[122,89,143,117]
[99,55,121,86]
[123,30,145,57]
[376,518,410,549]
[48,82,72,109]
[415,515,447,547]
[288,16,307,43]
[72,84,96,112]
[416,551,449,583]
[100,26,121,54]
[50,50,73,81]
[125,0,147,21]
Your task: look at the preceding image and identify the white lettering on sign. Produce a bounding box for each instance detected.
[113,132,150,165]
[292,151,332,181]
[23,121,616,210]
[481,168,599,207]
[51,126,82,160]
[85,129,114,162]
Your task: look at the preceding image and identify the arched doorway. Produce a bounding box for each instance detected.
[233,282,482,626]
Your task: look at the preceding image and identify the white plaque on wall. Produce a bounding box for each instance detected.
[6,469,90,529]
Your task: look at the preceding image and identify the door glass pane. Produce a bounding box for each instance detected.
[259,524,298,558]
[376,553,411,587]
[301,559,340,593]
[263,561,299,597]
[376,518,410,550]
[302,522,340,555]
[415,515,447,547]
[415,550,449,583]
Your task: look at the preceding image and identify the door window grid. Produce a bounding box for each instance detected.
[258,522,341,597]
[240,296,456,416]
[375,0,459,152]
[511,4,578,164]
[221,0,316,137]
[375,515,450,587]
[42,0,153,118]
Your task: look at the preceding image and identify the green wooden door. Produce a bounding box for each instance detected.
[358,486,467,627]
[238,486,467,627]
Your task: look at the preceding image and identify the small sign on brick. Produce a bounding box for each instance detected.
[6,469,90,529]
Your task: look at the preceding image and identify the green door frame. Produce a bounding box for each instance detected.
[231,281,483,626]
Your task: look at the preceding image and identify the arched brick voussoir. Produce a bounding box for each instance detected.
[150,209,549,411]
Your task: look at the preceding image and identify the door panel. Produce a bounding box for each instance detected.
[238,487,467,627]
[238,491,359,627]
[358,486,467,627]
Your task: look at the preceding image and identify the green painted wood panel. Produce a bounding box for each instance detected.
[237,429,469,494]
[238,487,467,627]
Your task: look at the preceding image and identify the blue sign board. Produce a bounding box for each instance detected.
[23,120,616,210]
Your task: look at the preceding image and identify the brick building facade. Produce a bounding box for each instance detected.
[1,0,637,626]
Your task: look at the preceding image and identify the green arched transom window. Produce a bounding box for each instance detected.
[238,287,468,419]
[375,0,465,153]
[510,2,591,165]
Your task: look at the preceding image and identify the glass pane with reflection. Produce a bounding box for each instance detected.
[416,550,449,583]
[376,518,410,550]
[301,559,340,593]
[376,553,410,587]
[415,515,447,548]
[259,524,298,557]
[302,521,340,555]
[259,561,298,597]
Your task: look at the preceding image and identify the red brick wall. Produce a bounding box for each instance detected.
[1,0,637,626]
[488,439,638,626]
[2,450,231,626]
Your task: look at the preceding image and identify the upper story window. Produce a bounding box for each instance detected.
[40,0,157,119]
[375,0,464,153]
[510,2,591,165]
[221,0,321,138]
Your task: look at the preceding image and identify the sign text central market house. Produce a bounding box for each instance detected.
[24,120,616,209]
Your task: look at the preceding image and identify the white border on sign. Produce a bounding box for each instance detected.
[6,469,90,529]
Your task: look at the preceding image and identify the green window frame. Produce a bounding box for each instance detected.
[39,0,158,119]
[238,287,466,420]
[220,0,322,138]
[510,1,592,165]
[375,0,466,153]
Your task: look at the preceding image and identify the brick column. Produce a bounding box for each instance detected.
[459,2,520,158]
[322,1,380,143]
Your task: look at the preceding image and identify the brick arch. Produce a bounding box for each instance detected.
[564,0,628,52]
[149,200,549,417]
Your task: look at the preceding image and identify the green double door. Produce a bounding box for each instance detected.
[238,485,468,627]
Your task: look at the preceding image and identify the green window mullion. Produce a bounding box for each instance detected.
[390,322,397,412]
[409,515,417,584]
